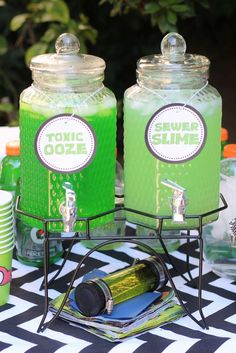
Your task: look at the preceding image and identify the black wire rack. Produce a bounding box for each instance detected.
[15,194,228,333]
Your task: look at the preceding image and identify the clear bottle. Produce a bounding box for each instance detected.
[18,33,117,233]
[203,144,236,279]
[124,32,222,230]
[15,215,63,267]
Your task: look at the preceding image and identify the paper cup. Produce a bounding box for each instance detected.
[0,244,14,255]
[0,215,13,225]
[0,208,13,218]
[0,238,14,250]
[0,192,14,305]
[0,244,13,306]
[0,220,13,231]
[0,204,12,216]
[0,231,14,241]
[0,234,14,245]
[0,226,14,237]
[0,191,12,209]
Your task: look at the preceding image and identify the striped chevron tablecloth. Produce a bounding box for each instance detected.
[0,239,235,353]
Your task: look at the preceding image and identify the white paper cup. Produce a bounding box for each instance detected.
[0,191,12,209]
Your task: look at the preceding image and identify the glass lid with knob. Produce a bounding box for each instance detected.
[137,32,210,77]
[30,33,105,74]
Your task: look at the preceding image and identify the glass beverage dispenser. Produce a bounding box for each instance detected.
[124,33,222,229]
[19,33,117,232]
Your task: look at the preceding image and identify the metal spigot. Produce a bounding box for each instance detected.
[229,218,236,248]
[59,182,77,232]
[161,179,187,223]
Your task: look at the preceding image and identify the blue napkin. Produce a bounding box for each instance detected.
[100,291,161,319]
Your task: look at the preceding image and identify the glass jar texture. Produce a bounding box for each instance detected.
[19,33,117,232]
[203,158,236,279]
[124,33,222,230]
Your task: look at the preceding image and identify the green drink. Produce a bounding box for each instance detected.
[74,256,166,316]
[19,34,116,232]
[0,141,20,197]
[124,33,222,230]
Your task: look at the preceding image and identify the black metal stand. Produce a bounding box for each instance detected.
[15,194,228,333]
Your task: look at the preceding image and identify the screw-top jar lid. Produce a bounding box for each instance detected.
[137,32,209,78]
[6,140,20,156]
[30,33,105,74]
[221,127,229,142]
[223,144,236,158]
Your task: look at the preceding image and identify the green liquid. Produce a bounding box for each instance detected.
[104,262,157,304]
[15,218,63,267]
[0,155,20,193]
[19,103,116,232]
[124,91,222,229]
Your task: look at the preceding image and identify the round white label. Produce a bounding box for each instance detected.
[35,114,96,173]
[30,228,44,244]
[145,104,207,163]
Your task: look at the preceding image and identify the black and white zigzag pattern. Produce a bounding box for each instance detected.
[0,239,235,353]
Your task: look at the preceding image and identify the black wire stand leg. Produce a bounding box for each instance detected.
[185,231,194,282]
[158,231,191,283]
[198,231,208,329]
[46,236,78,287]
[37,223,50,333]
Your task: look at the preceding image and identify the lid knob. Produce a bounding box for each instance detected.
[161,32,186,62]
[55,33,80,55]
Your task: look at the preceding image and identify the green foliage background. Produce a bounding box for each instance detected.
[0,0,236,131]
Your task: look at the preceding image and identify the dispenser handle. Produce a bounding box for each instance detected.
[161,179,186,193]
[161,179,187,224]
[59,182,77,232]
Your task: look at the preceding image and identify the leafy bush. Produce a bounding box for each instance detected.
[100,0,210,33]
[0,0,97,125]
[0,0,235,126]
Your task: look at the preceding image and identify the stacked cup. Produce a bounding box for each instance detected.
[0,190,14,305]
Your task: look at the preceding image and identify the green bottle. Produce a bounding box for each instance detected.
[15,217,63,267]
[19,33,117,232]
[74,256,166,316]
[0,140,20,197]
[0,140,63,267]
[124,33,222,230]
